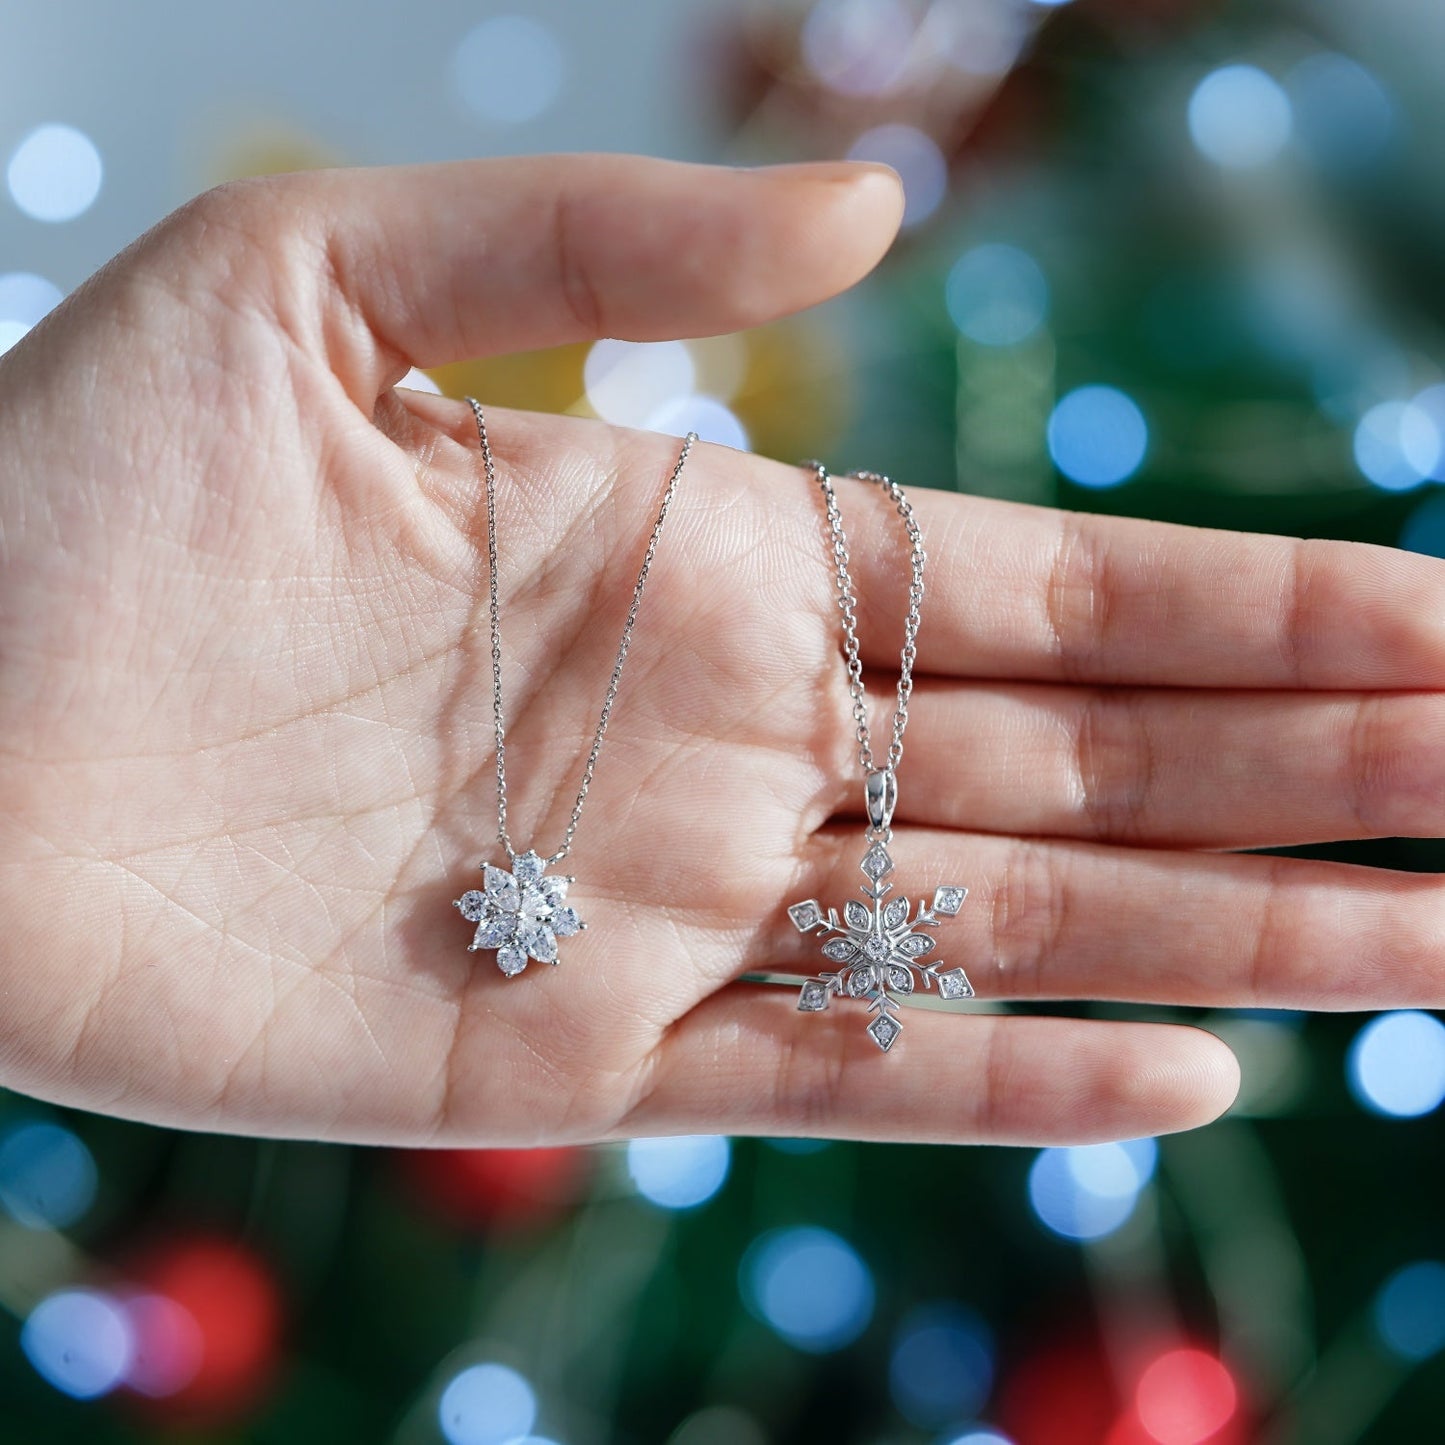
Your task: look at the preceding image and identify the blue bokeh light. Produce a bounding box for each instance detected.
[1375,1261,1445,1362]
[1046,386,1148,487]
[452,16,566,125]
[741,1226,875,1352]
[22,1290,133,1400]
[438,1362,537,1445]
[1188,65,1292,170]
[847,123,948,229]
[646,394,749,451]
[946,243,1049,348]
[1348,1012,1445,1118]
[627,1135,731,1210]
[1029,1139,1158,1241]
[1398,491,1445,559]
[1353,401,1439,491]
[944,1433,1015,1445]
[1412,384,1445,481]
[6,124,103,222]
[0,1120,99,1229]
[1288,53,1394,172]
[888,1302,994,1428]
[0,271,63,350]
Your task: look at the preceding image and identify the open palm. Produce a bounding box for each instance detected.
[4,156,1442,1148]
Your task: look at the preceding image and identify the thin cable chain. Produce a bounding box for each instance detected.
[467,397,698,866]
[810,462,927,778]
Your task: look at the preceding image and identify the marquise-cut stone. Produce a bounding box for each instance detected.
[898,933,934,957]
[885,963,914,993]
[788,900,822,932]
[883,896,910,929]
[512,850,546,885]
[471,914,518,950]
[847,965,878,998]
[497,944,528,976]
[933,886,967,916]
[519,886,552,922]
[456,890,489,923]
[844,900,872,932]
[551,906,583,938]
[520,923,558,964]
[867,1013,901,1051]
[936,967,974,1000]
[863,935,889,962]
[822,938,856,963]
[860,845,893,881]
[484,865,520,912]
[798,980,829,1012]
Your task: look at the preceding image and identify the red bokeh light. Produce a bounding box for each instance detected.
[997,1335,1121,1445]
[1135,1349,1238,1445]
[403,1145,589,1228]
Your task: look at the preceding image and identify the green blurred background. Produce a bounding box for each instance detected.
[2,1,1444,1441]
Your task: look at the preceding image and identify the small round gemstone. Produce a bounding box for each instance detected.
[864,935,890,962]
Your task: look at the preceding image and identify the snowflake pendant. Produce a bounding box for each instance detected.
[787,842,971,1052]
[454,849,585,977]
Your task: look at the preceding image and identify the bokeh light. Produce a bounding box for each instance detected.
[627,1135,731,1210]
[801,0,916,97]
[0,1119,98,1229]
[1353,400,1439,490]
[947,243,1049,348]
[452,17,566,125]
[1134,1349,1237,1445]
[1411,382,1445,480]
[667,1404,769,1445]
[122,1293,205,1398]
[945,1432,1015,1445]
[1287,53,1394,172]
[646,393,750,450]
[1398,490,1445,558]
[22,1289,133,1400]
[889,1302,994,1428]
[741,1225,874,1352]
[1348,1011,1445,1117]
[399,367,442,395]
[6,124,103,221]
[585,339,696,429]
[1187,66,1292,170]
[439,1362,537,1445]
[847,124,948,228]
[1029,1139,1158,1241]
[1046,385,1148,487]
[923,1,1028,79]
[1374,1261,1445,1362]
[0,270,63,354]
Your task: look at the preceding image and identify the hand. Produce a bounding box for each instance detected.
[3,156,1440,1149]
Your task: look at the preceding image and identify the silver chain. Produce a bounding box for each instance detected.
[467,398,698,866]
[810,462,927,779]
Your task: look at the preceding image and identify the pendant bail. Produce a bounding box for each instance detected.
[865,768,897,836]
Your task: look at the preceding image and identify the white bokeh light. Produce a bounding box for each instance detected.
[1188,66,1292,170]
[585,339,696,429]
[801,0,917,97]
[452,16,566,125]
[438,1362,537,1445]
[646,394,749,450]
[1029,1139,1157,1241]
[1348,1012,1445,1118]
[7,124,103,222]
[627,1135,731,1210]
[1353,401,1439,491]
[0,271,63,326]
[923,0,1028,78]
[847,124,947,228]
[398,368,442,395]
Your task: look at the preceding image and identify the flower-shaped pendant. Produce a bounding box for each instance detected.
[454,849,585,977]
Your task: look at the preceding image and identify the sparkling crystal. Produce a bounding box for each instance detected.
[788,900,822,931]
[798,980,829,1012]
[863,935,889,962]
[936,967,974,1000]
[847,965,878,998]
[898,933,934,957]
[544,877,570,907]
[933,885,967,916]
[484,864,520,912]
[844,900,872,932]
[520,923,558,964]
[822,938,856,963]
[885,963,914,993]
[519,886,553,922]
[551,906,582,938]
[512,850,546,885]
[497,944,528,976]
[883,896,910,928]
[867,1014,901,1051]
[471,914,518,950]
[455,890,489,923]
[860,844,893,881]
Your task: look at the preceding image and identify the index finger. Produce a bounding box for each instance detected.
[841,483,1445,689]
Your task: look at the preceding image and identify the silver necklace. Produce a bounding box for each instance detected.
[453,399,698,976]
[787,465,972,1051]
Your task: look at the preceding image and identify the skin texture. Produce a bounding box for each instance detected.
[2,154,1443,1149]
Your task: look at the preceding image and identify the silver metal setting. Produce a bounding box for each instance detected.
[454,400,697,973]
[788,463,972,1050]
